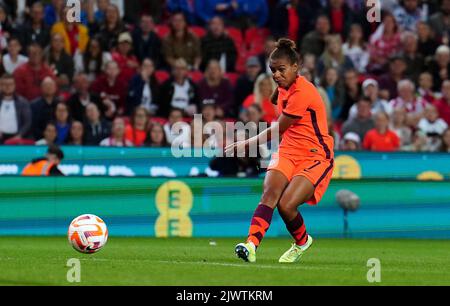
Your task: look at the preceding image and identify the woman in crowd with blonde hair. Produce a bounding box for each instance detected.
[242,74,278,123]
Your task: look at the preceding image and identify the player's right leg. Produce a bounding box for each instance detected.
[235,170,289,263]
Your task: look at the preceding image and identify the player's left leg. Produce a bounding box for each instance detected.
[277,176,315,263]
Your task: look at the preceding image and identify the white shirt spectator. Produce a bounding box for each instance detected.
[100,137,134,147]
[2,54,28,74]
[74,50,112,82]
[171,80,191,110]
[0,99,18,134]
[393,5,424,32]
[349,99,391,120]
[389,97,427,115]
[418,117,448,151]
[342,43,369,73]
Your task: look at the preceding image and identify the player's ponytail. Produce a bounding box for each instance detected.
[270,38,301,65]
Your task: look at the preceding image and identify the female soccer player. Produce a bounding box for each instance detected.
[225,39,334,263]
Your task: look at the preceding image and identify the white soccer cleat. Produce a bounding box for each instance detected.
[235,242,256,263]
[278,235,314,263]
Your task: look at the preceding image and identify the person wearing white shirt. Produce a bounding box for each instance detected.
[418,104,449,151]
[100,117,134,147]
[2,37,28,74]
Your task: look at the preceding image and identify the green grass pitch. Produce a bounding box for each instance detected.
[0,237,449,286]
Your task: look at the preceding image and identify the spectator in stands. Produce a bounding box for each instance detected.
[83,103,111,146]
[340,132,361,151]
[393,0,423,32]
[96,4,126,50]
[320,67,345,121]
[234,0,268,28]
[166,0,197,25]
[201,99,218,124]
[18,2,50,48]
[195,0,237,25]
[418,71,437,104]
[3,37,28,75]
[234,56,262,113]
[363,112,400,152]
[440,128,450,152]
[368,13,401,74]
[403,130,429,152]
[348,79,391,120]
[340,68,361,122]
[162,12,201,70]
[270,0,315,45]
[325,0,357,39]
[198,59,234,118]
[342,97,375,141]
[14,43,55,101]
[428,0,450,41]
[417,21,439,59]
[427,45,450,92]
[67,73,110,122]
[35,122,57,146]
[66,120,84,146]
[127,58,160,116]
[51,7,89,56]
[44,0,64,27]
[91,60,127,116]
[18,2,50,49]
[112,32,139,83]
[301,14,330,58]
[31,77,59,140]
[125,106,150,147]
[132,14,162,66]
[160,58,199,117]
[400,32,425,83]
[54,102,71,145]
[100,117,133,147]
[390,79,428,127]
[74,37,112,82]
[434,80,450,125]
[302,53,319,84]
[145,121,169,148]
[378,56,407,100]
[317,34,354,77]
[201,16,237,72]
[92,0,110,24]
[0,74,31,143]
[242,74,278,123]
[342,23,369,74]
[257,36,277,75]
[45,33,74,89]
[0,5,13,50]
[418,104,448,151]
[164,108,191,148]
[391,107,413,149]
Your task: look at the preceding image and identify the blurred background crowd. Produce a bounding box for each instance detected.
[0,0,449,154]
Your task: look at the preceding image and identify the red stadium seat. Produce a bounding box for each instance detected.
[188,70,204,84]
[154,24,170,39]
[226,27,243,50]
[190,26,207,38]
[155,70,170,84]
[245,27,270,56]
[151,117,168,125]
[225,72,240,87]
[3,138,35,146]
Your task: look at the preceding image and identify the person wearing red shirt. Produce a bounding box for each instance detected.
[433,80,450,126]
[91,61,128,116]
[363,112,400,152]
[13,43,55,101]
[125,106,150,147]
[111,32,139,84]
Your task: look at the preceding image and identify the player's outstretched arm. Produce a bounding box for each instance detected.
[224,114,300,156]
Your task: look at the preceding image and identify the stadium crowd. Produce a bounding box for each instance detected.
[0,0,449,153]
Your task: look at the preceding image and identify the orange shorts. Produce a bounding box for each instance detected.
[267,152,334,205]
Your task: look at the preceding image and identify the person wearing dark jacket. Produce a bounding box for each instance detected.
[22,144,65,176]
[18,2,51,49]
[126,58,160,116]
[0,74,32,143]
[83,103,111,146]
[132,14,162,66]
[201,16,237,72]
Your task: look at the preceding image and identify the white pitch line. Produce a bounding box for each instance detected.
[157,260,353,271]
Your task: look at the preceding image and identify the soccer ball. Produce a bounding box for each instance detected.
[68,214,108,254]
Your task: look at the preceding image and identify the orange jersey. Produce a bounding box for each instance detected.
[276,76,334,160]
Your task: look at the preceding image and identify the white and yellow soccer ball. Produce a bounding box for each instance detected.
[68,214,108,254]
